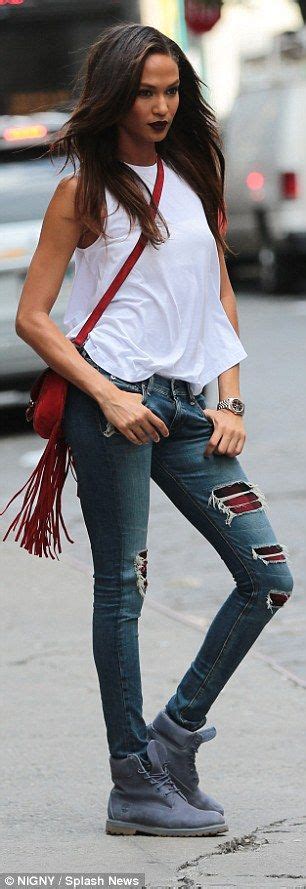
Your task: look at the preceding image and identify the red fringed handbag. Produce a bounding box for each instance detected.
[1,157,164,560]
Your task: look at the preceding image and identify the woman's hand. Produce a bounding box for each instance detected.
[100,389,170,445]
[202,408,246,458]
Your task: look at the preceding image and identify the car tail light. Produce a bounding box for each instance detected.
[3,125,48,142]
[246,171,265,191]
[280,171,299,199]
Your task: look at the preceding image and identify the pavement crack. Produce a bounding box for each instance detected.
[177,828,269,875]
[176,817,299,881]
[176,815,306,885]
[267,876,305,880]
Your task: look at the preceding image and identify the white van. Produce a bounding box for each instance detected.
[224,31,306,293]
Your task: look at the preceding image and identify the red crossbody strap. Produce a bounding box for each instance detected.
[73,155,164,348]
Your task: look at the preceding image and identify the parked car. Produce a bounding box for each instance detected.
[0,112,75,395]
[224,32,306,293]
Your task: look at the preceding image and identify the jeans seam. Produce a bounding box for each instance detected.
[93,400,135,756]
[180,598,256,717]
[146,391,180,432]
[151,455,257,718]
[116,616,135,756]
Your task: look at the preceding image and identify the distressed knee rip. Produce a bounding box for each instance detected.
[208,480,268,527]
[266,590,290,611]
[252,543,289,565]
[252,544,292,611]
[208,485,292,611]
[134,549,148,599]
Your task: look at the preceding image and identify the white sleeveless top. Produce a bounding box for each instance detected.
[64,160,247,395]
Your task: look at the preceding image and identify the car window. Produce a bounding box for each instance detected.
[0,155,75,224]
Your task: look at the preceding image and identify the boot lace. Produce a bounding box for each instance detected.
[186,740,201,778]
[137,765,187,800]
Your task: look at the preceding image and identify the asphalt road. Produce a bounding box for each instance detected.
[1,290,305,683]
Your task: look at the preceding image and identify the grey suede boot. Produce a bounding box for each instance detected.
[106,738,228,836]
[147,709,224,814]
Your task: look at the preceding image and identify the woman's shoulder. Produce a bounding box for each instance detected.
[38,173,83,252]
[52,175,98,249]
[54,174,79,213]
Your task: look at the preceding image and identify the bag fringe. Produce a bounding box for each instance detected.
[0,422,75,559]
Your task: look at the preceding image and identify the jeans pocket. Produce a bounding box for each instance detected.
[99,380,148,438]
[110,378,148,408]
[195,392,207,412]
[195,393,214,426]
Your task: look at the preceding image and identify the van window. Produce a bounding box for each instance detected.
[226,87,285,164]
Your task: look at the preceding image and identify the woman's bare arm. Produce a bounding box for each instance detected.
[217,246,242,401]
[15,177,169,444]
[202,245,246,457]
[15,176,117,406]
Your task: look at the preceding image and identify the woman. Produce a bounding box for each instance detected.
[15,24,293,837]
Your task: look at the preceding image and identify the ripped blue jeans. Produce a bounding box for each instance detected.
[62,348,294,761]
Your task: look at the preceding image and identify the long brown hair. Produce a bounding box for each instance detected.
[49,22,227,251]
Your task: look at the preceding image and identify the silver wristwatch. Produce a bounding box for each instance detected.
[217,396,245,416]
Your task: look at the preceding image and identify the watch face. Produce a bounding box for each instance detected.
[231,398,243,413]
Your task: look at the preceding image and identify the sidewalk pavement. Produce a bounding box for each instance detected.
[1,533,305,889]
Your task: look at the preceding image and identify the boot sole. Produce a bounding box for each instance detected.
[105,819,228,836]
